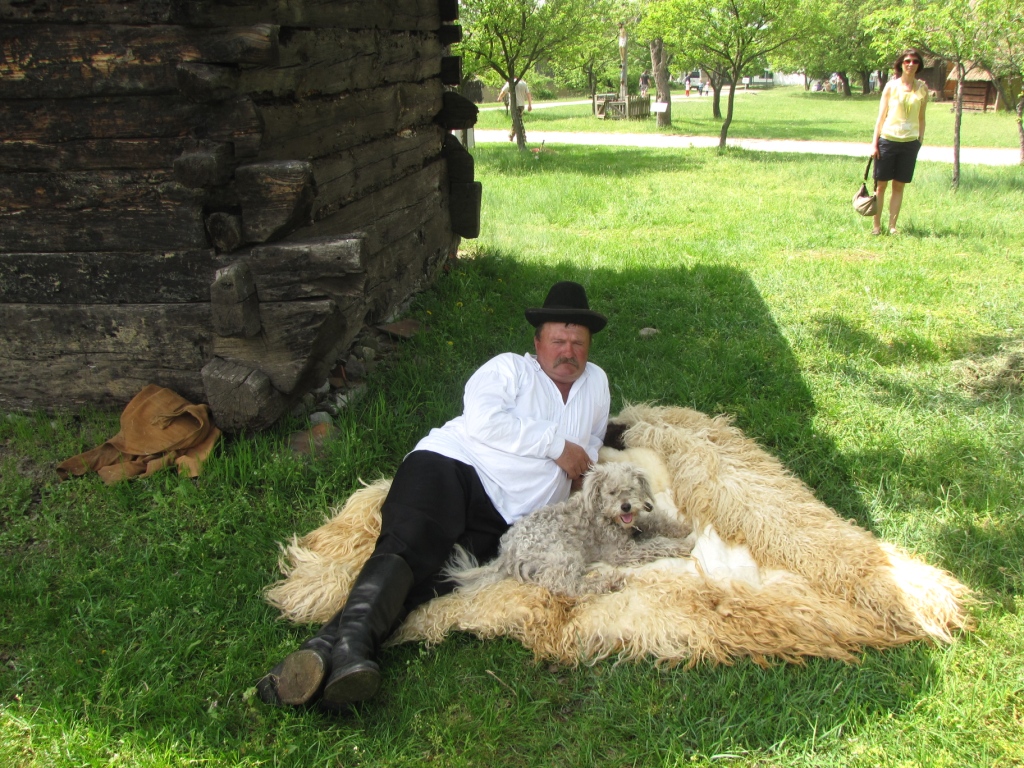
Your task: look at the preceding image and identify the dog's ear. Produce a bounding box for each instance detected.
[582,466,603,511]
[632,466,653,502]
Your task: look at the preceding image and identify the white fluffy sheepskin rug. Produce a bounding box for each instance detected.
[264,405,972,665]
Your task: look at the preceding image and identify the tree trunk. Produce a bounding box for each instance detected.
[1017,95,1024,165]
[838,72,852,97]
[804,73,810,91]
[708,73,723,119]
[508,78,527,150]
[859,70,871,95]
[649,38,672,128]
[953,62,964,189]
[719,74,738,148]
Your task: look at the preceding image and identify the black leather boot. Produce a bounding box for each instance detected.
[274,554,413,707]
[272,627,338,706]
[319,553,414,709]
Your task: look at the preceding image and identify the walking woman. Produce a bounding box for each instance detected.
[870,48,928,235]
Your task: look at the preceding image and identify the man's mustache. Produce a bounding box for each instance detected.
[555,357,579,368]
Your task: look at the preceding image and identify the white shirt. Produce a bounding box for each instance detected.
[414,352,610,523]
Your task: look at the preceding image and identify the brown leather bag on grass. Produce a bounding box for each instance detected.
[57,385,221,484]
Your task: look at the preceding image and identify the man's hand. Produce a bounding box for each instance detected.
[555,440,592,481]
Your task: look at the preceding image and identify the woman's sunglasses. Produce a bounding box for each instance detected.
[903,58,920,65]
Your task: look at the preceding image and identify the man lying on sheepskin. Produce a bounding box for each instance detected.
[259,280,611,712]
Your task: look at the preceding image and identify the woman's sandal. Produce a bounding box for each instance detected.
[871,228,882,236]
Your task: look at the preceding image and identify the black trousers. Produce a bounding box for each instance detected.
[371,450,510,611]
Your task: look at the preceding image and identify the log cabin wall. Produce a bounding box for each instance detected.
[0,0,475,430]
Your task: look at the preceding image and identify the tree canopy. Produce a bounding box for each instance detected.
[460,0,608,149]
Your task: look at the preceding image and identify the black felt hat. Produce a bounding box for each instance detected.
[525,281,607,334]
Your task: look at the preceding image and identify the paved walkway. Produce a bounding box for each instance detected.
[473,102,1021,166]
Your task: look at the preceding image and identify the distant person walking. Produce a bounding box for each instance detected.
[684,75,691,96]
[497,79,533,142]
[640,70,651,98]
[870,48,928,235]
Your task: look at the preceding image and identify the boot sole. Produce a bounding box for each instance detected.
[321,663,381,707]
[276,649,328,706]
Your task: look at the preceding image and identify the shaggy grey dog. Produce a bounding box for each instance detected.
[449,463,694,598]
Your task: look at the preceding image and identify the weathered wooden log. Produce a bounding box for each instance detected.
[203,96,263,157]
[235,160,315,243]
[181,0,441,29]
[0,205,208,252]
[176,63,240,103]
[0,169,199,210]
[210,262,261,337]
[449,181,482,239]
[311,126,442,221]
[174,143,233,187]
[0,138,187,172]
[434,90,478,130]
[0,302,211,410]
[256,81,439,161]
[1,0,440,28]
[212,299,344,394]
[246,235,365,302]
[0,0,176,25]
[201,357,287,432]
[362,199,452,308]
[0,24,278,99]
[240,29,440,99]
[437,24,462,46]
[1,96,196,142]
[0,250,219,303]
[441,133,473,183]
[205,212,245,253]
[440,56,462,86]
[288,160,445,259]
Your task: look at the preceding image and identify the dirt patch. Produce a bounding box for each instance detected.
[953,340,1024,396]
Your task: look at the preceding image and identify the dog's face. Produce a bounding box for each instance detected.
[582,463,655,531]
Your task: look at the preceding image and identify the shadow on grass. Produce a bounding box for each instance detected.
[0,252,958,765]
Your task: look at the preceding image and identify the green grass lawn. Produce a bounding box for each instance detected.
[2,144,1023,767]
[477,85,1022,149]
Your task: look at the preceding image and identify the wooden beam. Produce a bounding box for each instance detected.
[0,205,208,252]
[235,160,315,243]
[246,235,365,302]
[0,302,211,410]
[239,29,440,99]
[201,357,287,432]
[1,0,440,28]
[0,24,278,99]
[210,261,262,337]
[0,250,219,303]
[212,299,345,394]
[310,126,442,220]
[256,80,439,161]
[0,138,187,172]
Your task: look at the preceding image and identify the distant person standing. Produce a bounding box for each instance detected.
[870,48,928,236]
[684,75,691,96]
[497,79,533,142]
[640,70,651,97]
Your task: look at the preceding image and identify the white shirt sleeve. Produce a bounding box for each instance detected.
[461,358,566,460]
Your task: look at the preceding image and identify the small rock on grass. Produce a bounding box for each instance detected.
[288,422,337,457]
[308,411,333,427]
[639,327,659,339]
